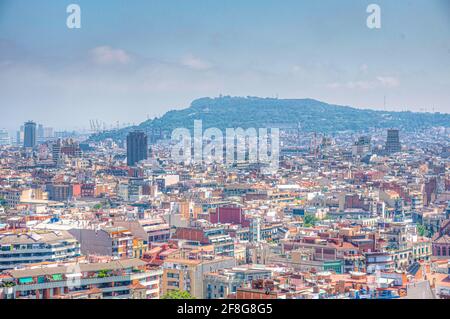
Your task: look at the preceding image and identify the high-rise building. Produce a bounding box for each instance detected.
[52,139,62,165]
[16,125,24,146]
[385,129,401,154]
[127,131,148,166]
[37,124,45,143]
[352,135,371,156]
[23,121,37,148]
[44,127,54,139]
[0,129,10,146]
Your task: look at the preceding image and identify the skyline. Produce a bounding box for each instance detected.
[1,0,450,131]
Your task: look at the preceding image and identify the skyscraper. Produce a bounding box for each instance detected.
[0,129,10,146]
[37,124,45,143]
[352,135,371,156]
[23,121,37,148]
[385,129,401,154]
[16,125,24,146]
[127,131,148,166]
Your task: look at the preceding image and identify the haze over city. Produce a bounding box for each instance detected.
[1,0,450,305]
[1,0,450,131]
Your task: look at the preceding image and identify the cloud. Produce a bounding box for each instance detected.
[180,54,213,70]
[328,76,400,90]
[90,46,131,65]
[376,76,400,88]
[359,64,369,73]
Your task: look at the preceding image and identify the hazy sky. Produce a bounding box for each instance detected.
[0,0,449,131]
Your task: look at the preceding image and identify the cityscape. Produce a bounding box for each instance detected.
[0,0,449,303]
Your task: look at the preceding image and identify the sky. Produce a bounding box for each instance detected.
[0,0,449,132]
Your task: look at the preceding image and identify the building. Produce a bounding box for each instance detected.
[210,206,249,226]
[162,257,235,298]
[68,226,135,259]
[0,189,22,208]
[113,218,171,244]
[127,131,148,167]
[23,121,37,148]
[37,124,45,143]
[352,136,371,157]
[0,129,10,146]
[0,231,80,271]
[385,129,401,154]
[46,184,73,202]
[203,265,272,299]
[0,259,162,299]
[173,227,235,257]
[432,220,450,259]
[365,252,395,274]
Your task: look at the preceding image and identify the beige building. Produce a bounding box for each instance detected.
[162,257,235,298]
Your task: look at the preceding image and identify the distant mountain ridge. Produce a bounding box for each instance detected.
[88,96,450,142]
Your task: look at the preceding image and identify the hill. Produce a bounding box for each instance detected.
[88,96,450,142]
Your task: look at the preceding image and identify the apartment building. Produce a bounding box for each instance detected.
[0,259,162,299]
[203,265,272,299]
[162,256,235,298]
[0,231,80,271]
[113,218,171,244]
[68,226,134,259]
[173,226,235,257]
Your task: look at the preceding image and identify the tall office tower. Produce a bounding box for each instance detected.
[37,124,45,143]
[0,129,10,146]
[44,127,54,139]
[385,129,401,154]
[127,131,148,166]
[52,139,62,165]
[23,121,37,148]
[16,125,24,145]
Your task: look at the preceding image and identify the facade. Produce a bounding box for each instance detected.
[24,121,37,148]
[47,184,73,202]
[432,220,450,259]
[0,129,10,146]
[68,227,134,259]
[162,257,236,298]
[352,136,371,157]
[0,189,23,208]
[210,206,249,226]
[365,252,395,274]
[174,227,235,257]
[0,259,162,299]
[385,129,401,154]
[0,231,80,271]
[127,131,148,167]
[203,266,272,299]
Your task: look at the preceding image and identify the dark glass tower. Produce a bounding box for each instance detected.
[385,129,401,154]
[127,131,148,166]
[23,121,37,148]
